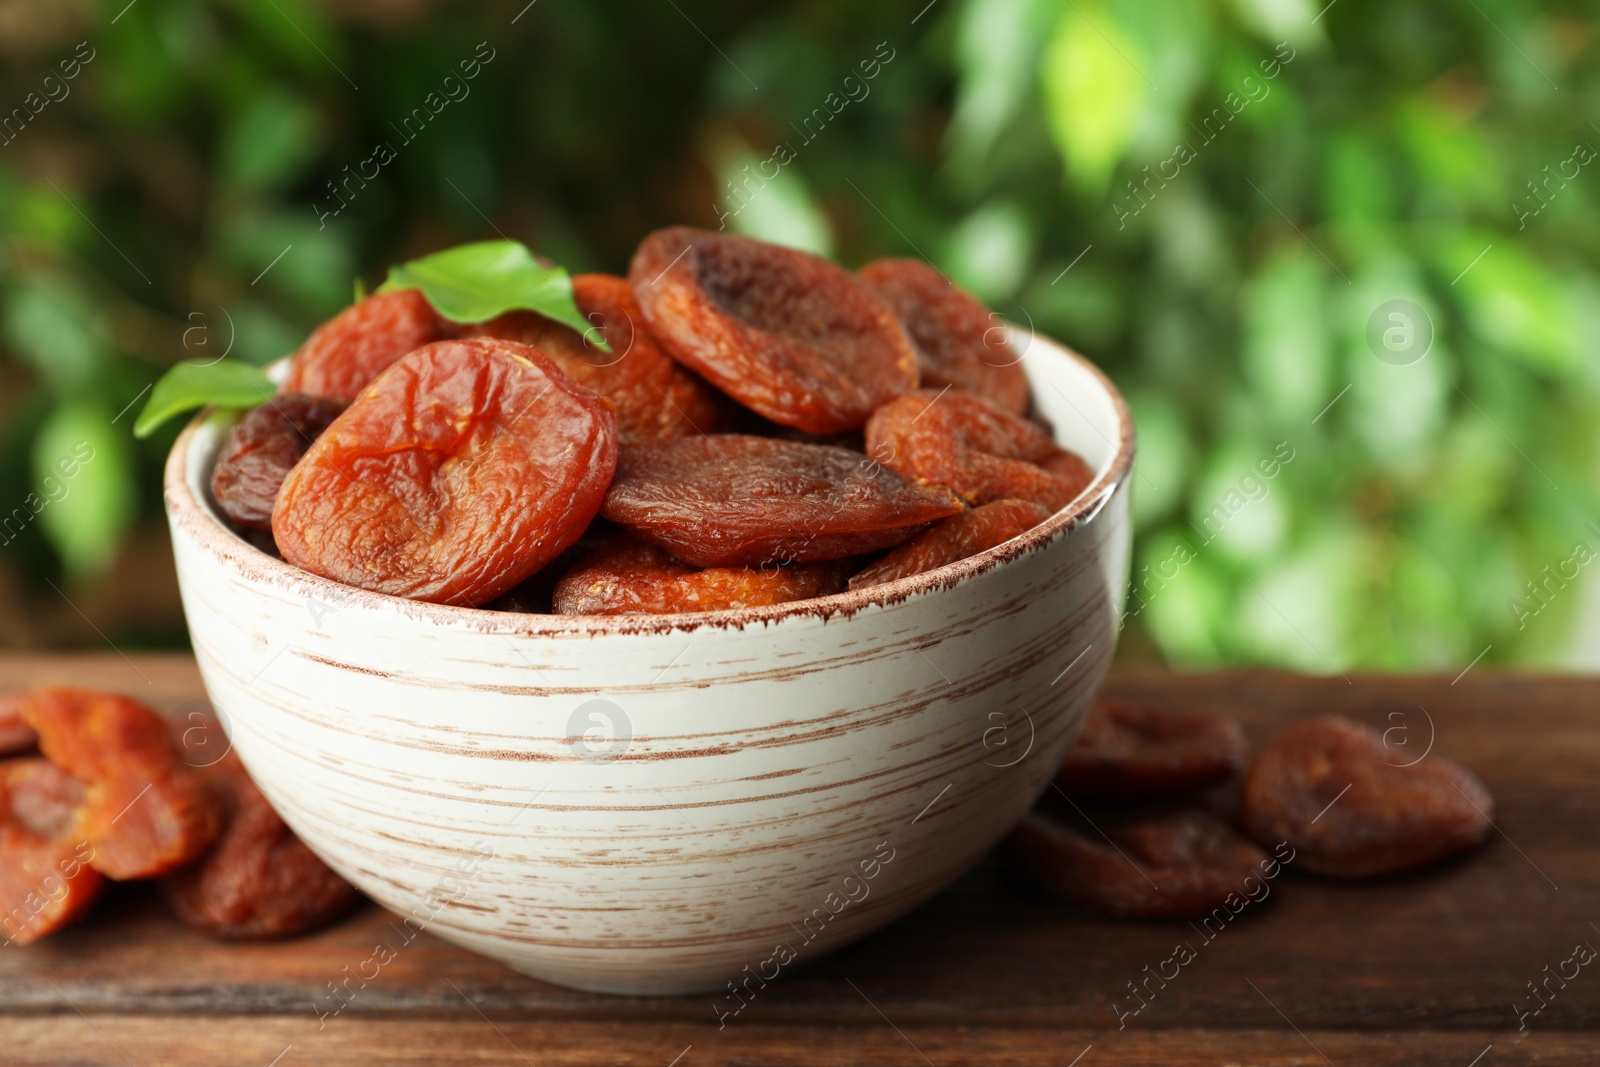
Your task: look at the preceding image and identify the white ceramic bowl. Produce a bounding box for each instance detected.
[163,329,1133,996]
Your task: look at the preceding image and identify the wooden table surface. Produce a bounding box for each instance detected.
[1,653,1596,1065]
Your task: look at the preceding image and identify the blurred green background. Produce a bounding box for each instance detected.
[0,0,1596,670]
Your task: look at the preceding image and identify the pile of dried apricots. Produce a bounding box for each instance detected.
[1008,701,1495,918]
[1,687,1494,943]
[212,228,1094,613]
[0,689,357,945]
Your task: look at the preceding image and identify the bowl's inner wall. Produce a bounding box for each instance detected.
[1009,327,1124,479]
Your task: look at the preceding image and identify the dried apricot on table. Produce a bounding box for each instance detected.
[1005,809,1270,919]
[21,688,220,880]
[210,394,345,532]
[468,273,727,443]
[273,339,619,607]
[600,435,964,568]
[857,257,1030,414]
[163,751,361,939]
[629,227,917,434]
[866,389,1094,512]
[282,289,453,404]
[1058,700,1249,799]
[1238,716,1493,877]
[0,693,36,756]
[554,535,850,615]
[0,758,105,944]
[849,499,1049,589]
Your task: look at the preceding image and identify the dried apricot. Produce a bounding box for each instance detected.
[273,339,619,606]
[210,394,344,532]
[282,289,452,404]
[467,273,728,443]
[163,751,361,939]
[629,227,917,434]
[600,435,963,568]
[0,693,35,756]
[1238,716,1493,877]
[1058,700,1249,799]
[1005,809,1270,919]
[857,257,1030,413]
[866,389,1094,512]
[553,535,850,615]
[849,499,1048,589]
[0,759,104,945]
[21,689,219,880]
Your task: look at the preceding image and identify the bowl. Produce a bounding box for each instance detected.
[162,328,1134,996]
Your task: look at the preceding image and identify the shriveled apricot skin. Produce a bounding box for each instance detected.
[0,759,104,945]
[21,689,220,881]
[554,536,850,615]
[628,227,918,434]
[601,435,963,568]
[210,394,344,532]
[1238,717,1493,877]
[849,499,1048,589]
[163,752,361,940]
[1006,810,1269,919]
[857,257,1030,414]
[866,389,1094,512]
[273,339,619,607]
[282,289,451,404]
[468,273,727,443]
[1058,700,1249,799]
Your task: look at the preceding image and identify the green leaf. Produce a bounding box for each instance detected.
[713,143,833,258]
[3,279,106,394]
[33,402,136,581]
[1225,0,1321,47]
[220,88,320,193]
[941,200,1032,301]
[1040,2,1147,194]
[947,0,1057,172]
[221,211,354,317]
[380,240,607,349]
[133,361,276,439]
[1240,248,1329,422]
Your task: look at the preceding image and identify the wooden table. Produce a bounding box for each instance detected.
[1,654,1595,1065]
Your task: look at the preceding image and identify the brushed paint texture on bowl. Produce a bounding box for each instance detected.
[162,329,1133,996]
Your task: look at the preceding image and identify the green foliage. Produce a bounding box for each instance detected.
[0,0,1594,668]
[32,402,134,581]
[133,361,276,439]
[381,240,601,344]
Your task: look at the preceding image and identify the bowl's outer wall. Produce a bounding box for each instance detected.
[165,334,1132,996]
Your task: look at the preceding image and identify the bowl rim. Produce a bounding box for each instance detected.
[163,329,1134,637]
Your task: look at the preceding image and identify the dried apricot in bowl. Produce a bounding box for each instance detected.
[467,273,726,443]
[600,434,963,568]
[849,499,1049,590]
[857,257,1031,414]
[22,688,220,880]
[209,394,345,532]
[1058,700,1249,799]
[282,289,452,404]
[163,752,361,940]
[1005,809,1270,919]
[866,388,1094,512]
[272,338,619,607]
[628,227,918,435]
[1238,716,1493,877]
[0,758,104,944]
[554,535,850,615]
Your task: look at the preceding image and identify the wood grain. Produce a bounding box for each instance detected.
[2,654,1598,1064]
